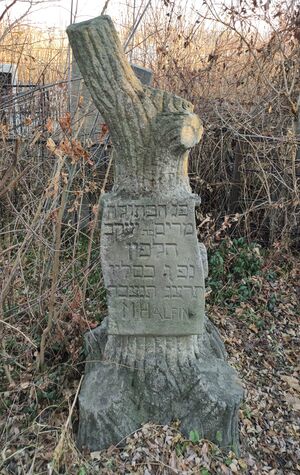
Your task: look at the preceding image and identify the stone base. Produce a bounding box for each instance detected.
[77,318,243,452]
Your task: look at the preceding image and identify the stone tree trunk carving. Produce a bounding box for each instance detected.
[67,16,243,452]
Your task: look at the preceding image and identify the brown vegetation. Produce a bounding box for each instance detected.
[0,0,299,473]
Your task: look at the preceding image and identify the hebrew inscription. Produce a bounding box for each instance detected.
[101,197,205,335]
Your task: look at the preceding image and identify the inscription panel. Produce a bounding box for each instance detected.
[101,197,205,336]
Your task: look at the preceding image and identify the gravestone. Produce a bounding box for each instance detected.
[70,61,152,142]
[67,16,243,452]
[68,62,152,230]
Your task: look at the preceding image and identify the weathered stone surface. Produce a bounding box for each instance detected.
[67,15,243,453]
[101,196,205,336]
[78,318,241,451]
[70,62,152,141]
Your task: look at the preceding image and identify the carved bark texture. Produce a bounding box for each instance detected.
[67,16,243,453]
[67,16,202,196]
[78,318,242,452]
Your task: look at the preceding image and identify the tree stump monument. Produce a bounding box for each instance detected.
[67,16,243,452]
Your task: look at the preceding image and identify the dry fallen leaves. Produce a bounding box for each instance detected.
[0,252,299,474]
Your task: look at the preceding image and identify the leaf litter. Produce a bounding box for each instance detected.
[0,250,299,474]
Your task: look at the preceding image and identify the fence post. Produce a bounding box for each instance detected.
[228,139,243,213]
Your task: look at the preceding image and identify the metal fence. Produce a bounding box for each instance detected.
[0,82,68,138]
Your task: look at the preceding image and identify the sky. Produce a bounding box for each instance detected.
[2,0,271,35]
[2,0,131,29]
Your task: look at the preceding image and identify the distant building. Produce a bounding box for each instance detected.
[0,63,18,128]
[0,63,18,92]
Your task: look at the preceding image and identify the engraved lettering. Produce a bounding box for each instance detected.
[178,204,189,216]
[166,243,178,256]
[102,199,205,335]
[145,205,157,217]
[140,243,151,257]
[144,265,155,278]
[118,286,128,297]
[153,306,165,320]
[133,265,143,277]
[145,286,156,298]
[155,223,165,235]
[140,302,150,319]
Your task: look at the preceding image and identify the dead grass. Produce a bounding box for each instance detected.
[0,1,299,474]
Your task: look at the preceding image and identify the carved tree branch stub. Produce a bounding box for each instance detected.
[67,16,203,196]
